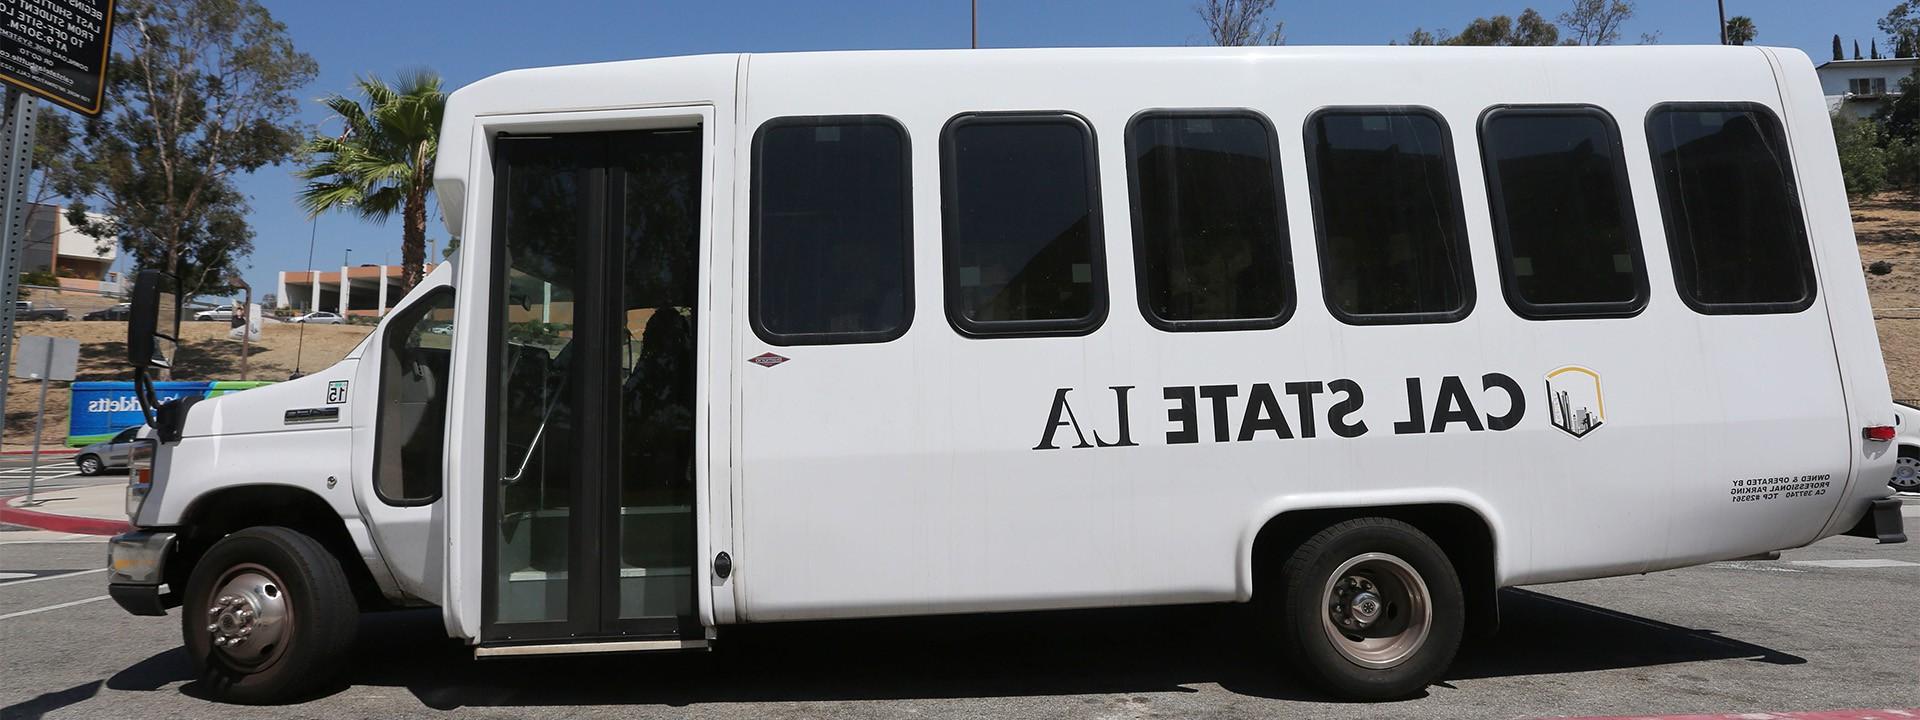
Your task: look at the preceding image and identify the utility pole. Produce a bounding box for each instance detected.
[1717,0,1727,45]
[971,0,978,49]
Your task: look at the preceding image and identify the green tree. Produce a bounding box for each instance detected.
[1195,0,1285,46]
[1856,39,1863,59]
[1833,114,1888,197]
[1883,2,1920,58]
[297,71,446,292]
[1422,9,1560,46]
[53,0,315,298]
[1834,33,1845,60]
[1723,16,1757,45]
[1875,69,1919,142]
[1559,0,1634,46]
[1400,28,1440,46]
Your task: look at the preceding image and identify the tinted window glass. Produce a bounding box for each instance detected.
[1307,110,1472,322]
[753,117,911,344]
[1481,108,1645,316]
[943,114,1104,334]
[1129,112,1291,329]
[377,289,455,505]
[1646,105,1814,312]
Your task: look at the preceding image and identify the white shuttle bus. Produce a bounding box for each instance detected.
[105,46,1907,703]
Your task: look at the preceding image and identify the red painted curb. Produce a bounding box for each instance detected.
[0,495,129,535]
[1559,710,1920,720]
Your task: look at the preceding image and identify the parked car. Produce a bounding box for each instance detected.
[75,426,147,475]
[84,303,133,321]
[1894,402,1919,494]
[194,305,236,322]
[293,311,344,324]
[13,301,69,321]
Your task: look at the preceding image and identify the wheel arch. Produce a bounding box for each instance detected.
[173,484,394,610]
[1240,492,1506,638]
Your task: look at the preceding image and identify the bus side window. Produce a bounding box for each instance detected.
[1479,105,1647,319]
[1305,108,1474,325]
[751,116,913,345]
[1645,103,1816,314]
[1127,110,1293,331]
[941,112,1107,337]
[375,289,456,506]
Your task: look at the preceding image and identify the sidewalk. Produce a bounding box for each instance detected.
[0,483,130,535]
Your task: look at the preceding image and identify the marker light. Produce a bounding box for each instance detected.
[1863,425,1897,442]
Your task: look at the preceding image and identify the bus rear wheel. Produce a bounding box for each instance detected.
[1270,517,1464,701]
[180,526,358,704]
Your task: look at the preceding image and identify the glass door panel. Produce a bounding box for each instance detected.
[493,139,583,627]
[485,126,704,642]
[611,130,701,622]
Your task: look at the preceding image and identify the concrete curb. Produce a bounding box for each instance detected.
[0,495,129,536]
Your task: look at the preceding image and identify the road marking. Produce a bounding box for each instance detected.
[0,567,107,587]
[1713,561,1805,573]
[0,594,110,620]
[0,572,28,580]
[1789,559,1920,569]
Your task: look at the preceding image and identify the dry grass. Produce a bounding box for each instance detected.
[4,320,372,448]
[1855,190,1920,404]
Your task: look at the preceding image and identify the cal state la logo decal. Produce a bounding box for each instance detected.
[1544,366,1604,439]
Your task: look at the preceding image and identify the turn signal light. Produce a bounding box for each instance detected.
[1863,425,1896,442]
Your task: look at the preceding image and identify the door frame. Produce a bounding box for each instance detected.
[441,105,732,645]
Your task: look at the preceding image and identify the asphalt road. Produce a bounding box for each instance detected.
[0,456,120,497]
[2,502,1917,720]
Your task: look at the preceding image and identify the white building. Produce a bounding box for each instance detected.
[276,263,433,317]
[1816,57,1917,119]
[19,202,121,293]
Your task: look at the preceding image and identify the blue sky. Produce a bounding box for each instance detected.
[202,0,1895,298]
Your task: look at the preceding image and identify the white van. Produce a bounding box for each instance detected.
[105,45,1907,703]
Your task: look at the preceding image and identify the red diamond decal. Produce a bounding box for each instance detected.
[749,352,789,368]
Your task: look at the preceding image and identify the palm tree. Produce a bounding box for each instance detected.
[297,70,445,291]
[1723,16,1757,45]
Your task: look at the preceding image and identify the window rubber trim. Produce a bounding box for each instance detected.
[1124,108,1295,332]
[1477,103,1650,320]
[1302,105,1476,326]
[940,110,1109,339]
[748,114,915,346]
[371,285,456,508]
[1642,101,1817,316]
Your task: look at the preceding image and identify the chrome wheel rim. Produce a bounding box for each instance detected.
[79,458,98,473]
[1894,456,1920,492]
[205,563,292,669]
[1321,552,1431,669]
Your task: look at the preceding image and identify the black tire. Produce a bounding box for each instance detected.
[180,527,359,704]
[75,455,102,476]
[1268,517,1464,701]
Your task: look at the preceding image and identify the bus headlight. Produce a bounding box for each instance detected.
[126,441,155,522]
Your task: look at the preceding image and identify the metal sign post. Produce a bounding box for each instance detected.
[13,335,77,502]
[0,88,38,432]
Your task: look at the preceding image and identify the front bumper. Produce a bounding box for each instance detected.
[1844,498,1908,544]
[106,530,177,616]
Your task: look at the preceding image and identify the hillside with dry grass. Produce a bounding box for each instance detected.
[4,321,372,448]
[1855,190,1920,404]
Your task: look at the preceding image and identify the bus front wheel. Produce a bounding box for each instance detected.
[180,526,359,704]
[1270,517,1464,701]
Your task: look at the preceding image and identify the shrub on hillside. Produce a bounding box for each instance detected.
[1834,114,1888,198]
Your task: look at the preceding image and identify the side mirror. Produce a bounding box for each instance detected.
[127,270,180,370]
